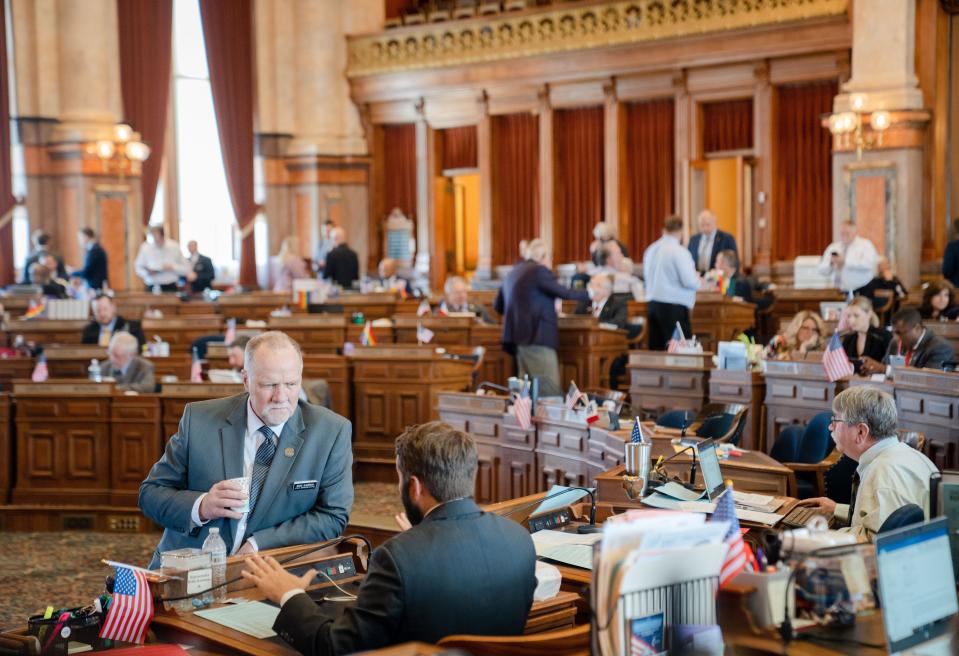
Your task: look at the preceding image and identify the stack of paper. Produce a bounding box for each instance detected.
[640,491,784,527]
[531,530,602,570]
[732,491,783,513]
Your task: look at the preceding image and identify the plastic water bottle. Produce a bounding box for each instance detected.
[87,359,102,383]
[202,527,227,603]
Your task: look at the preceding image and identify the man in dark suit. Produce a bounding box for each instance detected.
[861,308,956,375]
[943,217,959,287]
[81,293,146,349]
[186,240,215,292]
[688,209,738,274]
[241,421,536,655]
[575,274,628,329]
[140,331,353,567]
[102,331,156,393]
[73,227,108,290]
[21,230,68,283]
[322,227,359,290]
[494,238,589,396]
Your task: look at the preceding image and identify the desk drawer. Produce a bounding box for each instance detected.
[18,399,108,419]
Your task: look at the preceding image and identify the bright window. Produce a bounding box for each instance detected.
[170,0,236,277]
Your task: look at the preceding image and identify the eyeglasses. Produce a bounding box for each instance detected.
[829,415,860,426]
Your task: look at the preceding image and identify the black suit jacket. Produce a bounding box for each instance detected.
[687,230,738,272]
[494,260,588,352]
[22,250,68,283]
[575,294,629,329]
[190,254,215,292]
[883,331,956,370]
[322,245,360,289]
[77,243,108,289]
[81,315,146,349]
[943,239,959,287]
[273,498,537,655]
[842,327,891,363]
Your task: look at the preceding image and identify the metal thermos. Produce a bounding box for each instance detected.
[623,439,651,498]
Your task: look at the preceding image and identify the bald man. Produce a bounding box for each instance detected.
[688,210,737,274]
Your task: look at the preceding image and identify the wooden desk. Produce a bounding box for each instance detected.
[438,392,537,504]
[690,292,757,353]
[557,316,627,390]
[267,314,347,353]
[627,350,712,418]
[159,383,244,438]
[110,394,161,506]
[143,316,224,349]
[534,402,624,490]
[346,322,395,345]
[393,314,473,346]
[892,366,959,469]
[42,345,192,380]
[0,356,33,389]
[2,318,89,345]
[338,293,399,321]
[0,393,9,503]
[470,322,513,387]
[217,292,304,321]
[302,354,351,418]
[763,356,845,454]
[709,369,766,451]
[761,288,845,340]
[350,346,474,482]
[926,320,959,358]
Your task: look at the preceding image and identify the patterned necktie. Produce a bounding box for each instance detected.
[848,471,861,527]
[248,425,277,515]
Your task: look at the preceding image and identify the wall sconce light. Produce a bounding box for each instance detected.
[827,94,892,161]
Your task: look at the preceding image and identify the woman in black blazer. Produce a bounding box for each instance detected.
[841,296,891,371]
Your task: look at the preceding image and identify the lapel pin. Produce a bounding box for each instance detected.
[284,447,295,458]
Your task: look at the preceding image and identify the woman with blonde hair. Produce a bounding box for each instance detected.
[840,295,891,372]
[765,310,826,359]
[271,236,310,292]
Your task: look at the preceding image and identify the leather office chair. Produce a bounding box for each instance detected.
[771,412,838,499]
[655,409,695,430]
[438,624,590,656]
[878,504,925,534]
[681,403,749,446]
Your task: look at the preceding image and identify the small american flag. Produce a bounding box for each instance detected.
[416,323,434,344]
[513,382,532,430]
[190,348,203,383]
[31,355,49,382]
[711,489,748,587]
[223,318,236,345]
[99,566,153,644]
[416,298,431,317]
[666,322,685,353]
[564,381,582,410]
[822,332,854,382]
[630,417,643,444]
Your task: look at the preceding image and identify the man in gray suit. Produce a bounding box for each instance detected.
[102,331,155,393]
[139,331,353,568]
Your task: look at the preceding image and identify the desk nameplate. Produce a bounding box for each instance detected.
[12,381,114,395]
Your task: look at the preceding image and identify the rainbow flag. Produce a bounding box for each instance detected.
[23,300,46,320]
[719,274,729,296]
[360,321,377,346]
[297,290,309,310]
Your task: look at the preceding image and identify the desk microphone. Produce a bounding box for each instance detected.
[498,486,598,533]
[649,444,699,489]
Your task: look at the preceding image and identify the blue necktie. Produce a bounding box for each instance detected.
[248,425,277,515]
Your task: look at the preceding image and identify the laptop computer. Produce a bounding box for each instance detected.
[696,439,726,502]
[876,518,959,655]
[930,470,959,583]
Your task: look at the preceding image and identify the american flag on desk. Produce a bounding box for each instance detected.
[564,381,583,410]
[190,347,203,383]
[99,566,153,644]
[512,381,532,430]
[630,417,643,443]
[711,489,749,587]
[31,354,49,382]
[223,318,236,345]
[666,322,685,353]
[823,332,854,382]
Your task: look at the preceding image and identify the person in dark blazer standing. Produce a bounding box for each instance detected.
[186,240,215,292]
[575,274,628,329]
[688,209,738,274]
[322,227,360,290]
[861,308,956,375]
[22,230,68,283]
[942,217,959,287]
[74,227,108,290]
[241,421,537,655]
[81,293,146,349]
[494,238,589,396]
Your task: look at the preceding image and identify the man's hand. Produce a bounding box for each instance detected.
[241,555,316,605]
[162,262,175,271]
[859,356,885,375]
[797,497,837,515]
[394,512,412,532]
[198,480,247,521]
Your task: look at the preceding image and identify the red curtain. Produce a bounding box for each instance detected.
[199,0,257,285]
[382,124,417,218]
[440,126,477,170]
[491,113,539,266]
[773,80,837,261]
[702,99,753,153]
[118,0,173,227]
[553,106,604,264]
[0,0,15,285]
[623,99,675,255]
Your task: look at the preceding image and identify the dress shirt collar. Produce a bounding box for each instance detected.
[246,398,288,441]
[423,496,477,521]
[856,437,899,476]
[101,317,118,332]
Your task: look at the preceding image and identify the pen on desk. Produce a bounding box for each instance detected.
[653,455,664,471]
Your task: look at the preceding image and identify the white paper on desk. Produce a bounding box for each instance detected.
[640,492,714,514]
[653,482,707,502]
[194,601,279,639]
[734,508,783,526]
[732,491,782,512]
[532,530,600,570]
[531,485,592,516]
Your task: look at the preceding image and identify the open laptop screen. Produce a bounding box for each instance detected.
[696,440,725,501]
[876,518,959,653]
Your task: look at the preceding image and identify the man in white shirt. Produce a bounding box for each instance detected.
[817,220,878,294]
[643,215,701,350]
[799,386,938,542]
[134,225,191,292]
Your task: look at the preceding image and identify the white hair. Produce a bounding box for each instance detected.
[525,238,548,263]
[444,275,467,297]
[592,222,612,240]
[108,331,139,357]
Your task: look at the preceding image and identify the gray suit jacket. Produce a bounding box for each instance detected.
[139,393,353,568]
[883,331,957,371]
[103,357,155,393]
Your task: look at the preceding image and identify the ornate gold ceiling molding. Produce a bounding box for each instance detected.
[347,0,849,78]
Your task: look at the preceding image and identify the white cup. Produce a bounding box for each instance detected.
[227,476,251,513]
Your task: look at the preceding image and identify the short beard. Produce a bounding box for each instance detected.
[401,479,424,527]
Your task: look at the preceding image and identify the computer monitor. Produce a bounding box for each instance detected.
[931,470,959,582]
[696,440,725,501]
[876,518,959,655]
